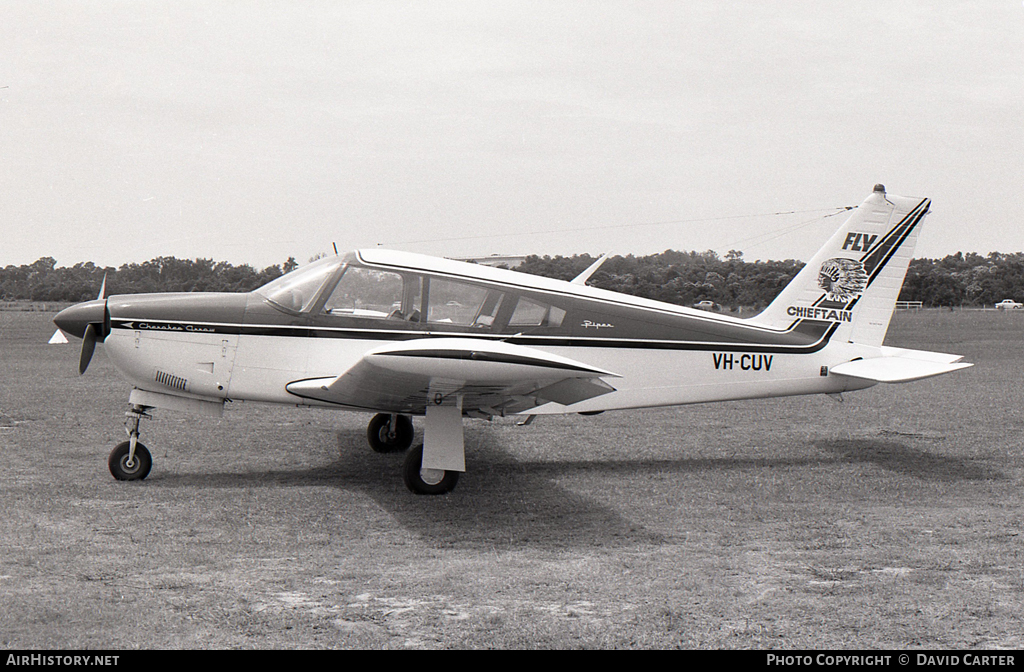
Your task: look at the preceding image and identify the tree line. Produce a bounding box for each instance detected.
[2,250,1022,309]
[0,256,297,303]
[515,249,1024,309]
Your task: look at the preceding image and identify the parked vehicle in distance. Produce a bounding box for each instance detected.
[995,299,1023,310]
[694,300,719,311]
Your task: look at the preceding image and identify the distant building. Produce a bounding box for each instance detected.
[450,254,527,268]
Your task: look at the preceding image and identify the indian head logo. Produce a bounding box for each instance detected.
[817,258,868,303]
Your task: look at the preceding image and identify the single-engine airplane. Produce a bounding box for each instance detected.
[54,185,971,494]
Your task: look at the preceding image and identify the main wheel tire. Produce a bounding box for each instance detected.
[108,441,152,481]
[367,414,414,453]
[402,444,459,495]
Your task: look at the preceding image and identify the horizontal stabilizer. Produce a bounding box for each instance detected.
[877,345,965,364]
[830,356,973,384]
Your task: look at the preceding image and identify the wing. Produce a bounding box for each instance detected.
[285,337,619,416]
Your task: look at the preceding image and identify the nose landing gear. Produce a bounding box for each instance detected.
[109,405,153,481]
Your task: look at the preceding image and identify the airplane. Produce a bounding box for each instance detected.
[53,184,972,494]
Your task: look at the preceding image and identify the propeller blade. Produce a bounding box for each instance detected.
[79,323,97,375]
[101,299,111,340]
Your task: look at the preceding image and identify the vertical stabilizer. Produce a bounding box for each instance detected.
[749,185,930,347]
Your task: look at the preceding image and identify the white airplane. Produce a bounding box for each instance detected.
[54,185,971,494]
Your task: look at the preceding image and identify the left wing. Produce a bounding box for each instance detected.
[285,337,619,416]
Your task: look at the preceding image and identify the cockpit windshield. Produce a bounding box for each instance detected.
[256,256,344,313]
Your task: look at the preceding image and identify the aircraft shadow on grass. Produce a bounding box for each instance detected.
[814,438,1005,482]
[148,428,668,550]
[141,426,1002,550]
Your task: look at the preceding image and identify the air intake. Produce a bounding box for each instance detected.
[154,370,188,392]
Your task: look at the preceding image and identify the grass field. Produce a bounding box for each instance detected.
[0,308,1021,649]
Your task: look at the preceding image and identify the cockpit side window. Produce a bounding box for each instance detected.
[475,289,505,328]
[425,278,503,329]
[323,267,407,320]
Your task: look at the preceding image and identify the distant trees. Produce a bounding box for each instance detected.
[515,250,805,310]
[0,257,288,303]
[899,252,1024,308]
[514,250,1024,309]
[2,249,1023,309]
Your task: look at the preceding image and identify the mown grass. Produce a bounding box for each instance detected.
[0,308,1021,649]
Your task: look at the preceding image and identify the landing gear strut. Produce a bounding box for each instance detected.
[109,405,153,481]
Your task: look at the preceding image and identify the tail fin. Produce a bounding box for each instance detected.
[750,185,930,347]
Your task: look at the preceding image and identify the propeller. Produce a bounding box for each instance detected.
[79,323,98,375]
[80,274,111,374]
[54,273,110,375]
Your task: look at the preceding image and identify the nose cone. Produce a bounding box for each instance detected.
[54,299,107,339]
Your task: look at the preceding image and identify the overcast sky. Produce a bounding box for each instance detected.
[2,1,1021,270]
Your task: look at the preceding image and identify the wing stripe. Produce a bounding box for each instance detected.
[379,349,608,374]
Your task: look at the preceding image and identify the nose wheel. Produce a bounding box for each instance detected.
[109,441,152,480]
[109,405,153,481]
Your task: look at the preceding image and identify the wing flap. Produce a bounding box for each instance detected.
[534,377,617,406]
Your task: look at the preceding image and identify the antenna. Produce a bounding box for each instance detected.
[332,242,338,256]
[571,253,610,285]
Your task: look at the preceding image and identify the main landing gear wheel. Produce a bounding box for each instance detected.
[108,441,152,481]
[402,444,459,495]
[367,413,414,453]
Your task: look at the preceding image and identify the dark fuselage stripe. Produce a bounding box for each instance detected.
[110,319,838,354]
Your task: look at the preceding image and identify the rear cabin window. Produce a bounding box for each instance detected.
[508,297,566,328]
